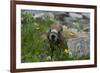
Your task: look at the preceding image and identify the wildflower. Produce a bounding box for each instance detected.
[34,23,39,26]
[64,49,68,53]
[63,25,68,32]
[36,27,40,30]
[68,51,73,57]
[46,56,51,60]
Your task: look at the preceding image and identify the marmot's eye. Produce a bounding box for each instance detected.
[58,31,61,34]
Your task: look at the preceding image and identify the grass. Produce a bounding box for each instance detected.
[21,10,90,63]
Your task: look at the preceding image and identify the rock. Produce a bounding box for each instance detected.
[79,19,89,25]
[82,13,90,19]
[69,12,83,20]
[32,13,46,20]
[67,28,78,32]
[67,33,90,58]
[63,17,73,26]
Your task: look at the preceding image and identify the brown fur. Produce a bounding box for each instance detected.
[47,24,64,48]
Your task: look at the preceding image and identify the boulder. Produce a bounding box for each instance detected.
[67,32,90,58]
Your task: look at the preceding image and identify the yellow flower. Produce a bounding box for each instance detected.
[64,49,68,53]
[69,32,75,36]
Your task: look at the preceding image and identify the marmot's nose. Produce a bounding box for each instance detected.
[51,35,55,39]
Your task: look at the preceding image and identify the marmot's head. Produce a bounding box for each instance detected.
[47,24,63,43]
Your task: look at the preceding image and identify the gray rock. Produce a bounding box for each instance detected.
[78,19,89,25]
[67,28,78,32]
[63,17,73,25]
[82,13,90,19]
[67,33,90,58]
[69,12,83,20]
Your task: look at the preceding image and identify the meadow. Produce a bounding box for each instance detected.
[21,10,90,63]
